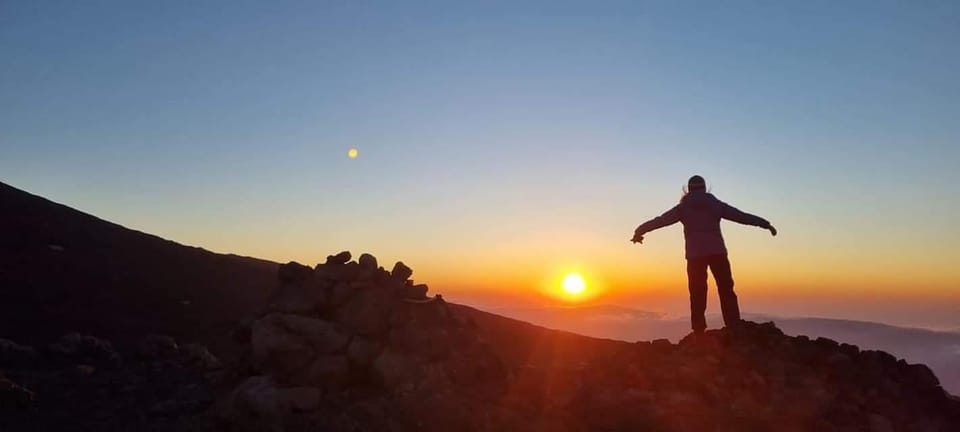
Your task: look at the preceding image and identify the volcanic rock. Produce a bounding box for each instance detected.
[0,338,36,367]
[391,261,413,281]
[47,333,118,365]
[358,253,378,270]
[0,374,35,412]
[251,314,350,376]
[138,334,180,359]
[326,251,352,265]
[181,343,223,371]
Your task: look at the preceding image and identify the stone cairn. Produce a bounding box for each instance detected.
[220,252,505,429]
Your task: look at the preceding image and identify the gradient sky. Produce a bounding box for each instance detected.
[2,1,958,327]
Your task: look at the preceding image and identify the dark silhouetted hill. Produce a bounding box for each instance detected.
[0,181,276,353]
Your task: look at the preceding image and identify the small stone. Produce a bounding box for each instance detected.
[326,251,352,265]
[391,261,413,281]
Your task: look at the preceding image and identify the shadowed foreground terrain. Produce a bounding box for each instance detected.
[1,182,958,431]
[493,305,960,394]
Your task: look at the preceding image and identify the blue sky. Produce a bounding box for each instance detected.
[2,1,958,323]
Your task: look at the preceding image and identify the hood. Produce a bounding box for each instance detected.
[682,191,718,209]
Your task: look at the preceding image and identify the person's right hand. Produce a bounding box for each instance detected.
[767,225,777,236]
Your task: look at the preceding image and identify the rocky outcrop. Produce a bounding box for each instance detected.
[571,322,960,432]
[217,252,509,431]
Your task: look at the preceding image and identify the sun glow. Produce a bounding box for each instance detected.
[562,272,586,295]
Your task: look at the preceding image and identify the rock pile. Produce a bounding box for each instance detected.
[572,321,960,432]
[219,252,508,431]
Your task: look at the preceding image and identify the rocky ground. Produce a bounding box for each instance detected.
[3,251,959,431]
[1,333,221,431]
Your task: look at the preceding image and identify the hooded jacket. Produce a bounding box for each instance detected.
[635,191,771,259]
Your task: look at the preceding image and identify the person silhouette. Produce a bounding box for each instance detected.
[631,175,776,333]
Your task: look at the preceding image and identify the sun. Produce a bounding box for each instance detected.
[347,148,359,159]
[561,272,586,295]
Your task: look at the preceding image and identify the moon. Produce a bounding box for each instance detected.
[348,148,359,159]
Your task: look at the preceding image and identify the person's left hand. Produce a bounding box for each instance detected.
[631,233,644,244]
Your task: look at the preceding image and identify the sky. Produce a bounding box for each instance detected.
[2,1,958,328]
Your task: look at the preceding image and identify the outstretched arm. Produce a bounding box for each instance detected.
[632,205,681,243]
[721,202,777,236]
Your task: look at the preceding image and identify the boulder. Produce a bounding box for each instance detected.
[221,375,322,421]
[278,261,313,284]
[905,363,940,389]
[335,288,392,336]
[265,276,329,315]
[0,338,36,367]
[358,253,378,270]
[328,281,354,308]
[137,334,179,359]
[297,355,350,387]
[47,333,118,365]
[266,314,350,352]
[405,284,429,300]
[181,343,223,370]
[347,337,382,367]
[251,319,314,376]
[391,261,413,281]
[315,261,363,282]
[326,251,352,265]
[251,314,350,375]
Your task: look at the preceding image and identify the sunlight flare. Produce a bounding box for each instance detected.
[562,272,586,295]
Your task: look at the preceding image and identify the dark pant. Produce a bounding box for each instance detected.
[686,253,741,332]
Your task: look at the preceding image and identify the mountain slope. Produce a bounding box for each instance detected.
[0,181,276,353]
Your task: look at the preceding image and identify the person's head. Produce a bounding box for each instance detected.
[687,175,706,192]
[681,175,707,202]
